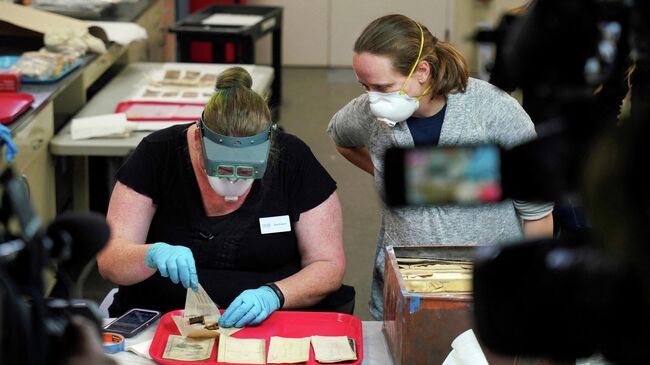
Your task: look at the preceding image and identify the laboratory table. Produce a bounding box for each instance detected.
[50,62,273,156]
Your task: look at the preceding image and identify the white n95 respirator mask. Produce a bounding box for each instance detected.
[368,91,420,127]
[206,176,254,202]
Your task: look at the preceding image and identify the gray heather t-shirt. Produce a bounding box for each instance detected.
[327,77,553,319]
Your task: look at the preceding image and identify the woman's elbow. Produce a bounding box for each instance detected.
[96,246,124,283]
[96,254,115,282]
[328,256,346,292]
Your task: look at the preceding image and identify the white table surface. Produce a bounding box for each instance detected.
[106,320,394,365]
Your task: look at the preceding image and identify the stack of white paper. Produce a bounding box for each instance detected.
[70,113,136,140]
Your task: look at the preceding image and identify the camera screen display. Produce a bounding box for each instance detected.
[404,145,502,205]
[104,309,159,333]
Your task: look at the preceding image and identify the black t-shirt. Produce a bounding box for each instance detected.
[109,124,337,316]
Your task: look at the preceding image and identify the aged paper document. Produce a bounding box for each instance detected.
[398,260,473,294]
[267,336,311,363]
[162,335,214,361]
[217,335,266,364]
[169,285,247,339]
[311,335,357,363]
[185,285,221,323]
[218,327,243,336]
[172,315,242,338]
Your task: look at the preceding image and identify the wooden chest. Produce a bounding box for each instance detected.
[383,245,522,365]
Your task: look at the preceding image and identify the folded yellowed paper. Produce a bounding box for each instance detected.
[398,260,473,294]
[217,335,266,364]
[267,336,311,364]
[162,335,214,361]
[169,284,246,338]
[185,284,220,322]
[172,315,219,339]
[172,315,243,339]
[311,335,357,363]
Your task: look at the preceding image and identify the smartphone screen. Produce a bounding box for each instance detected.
[384,145,503,206]
[104,308,160,337]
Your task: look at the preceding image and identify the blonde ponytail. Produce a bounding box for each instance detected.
[426,41,469,96]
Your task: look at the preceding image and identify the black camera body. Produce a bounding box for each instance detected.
[0,167,109,365]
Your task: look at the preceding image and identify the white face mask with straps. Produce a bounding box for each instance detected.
[367,22,432,127]
[207,176,253,202]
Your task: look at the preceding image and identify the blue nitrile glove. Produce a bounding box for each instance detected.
[219,286,280,328]
[145,242,199,291]
[0,125,18,162]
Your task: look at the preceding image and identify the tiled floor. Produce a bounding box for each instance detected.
[83,67,381,321]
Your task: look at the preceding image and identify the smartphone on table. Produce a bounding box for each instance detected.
[103,308,161,338]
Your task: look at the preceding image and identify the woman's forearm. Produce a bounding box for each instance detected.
[274,260,345,309]
[96,239,156,286]
[335,145,374,175]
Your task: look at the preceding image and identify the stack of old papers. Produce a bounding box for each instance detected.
[163,335,214,361]
[398,258,473,294]
[164,284,241,362]
[170,285,242,339]
[311,335,358,363]
[267,336,311,364]
[133,68,219,104]
[218,336,266,364]
[70,113,136,140]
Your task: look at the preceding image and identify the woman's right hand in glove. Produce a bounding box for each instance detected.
[145,242,199,291]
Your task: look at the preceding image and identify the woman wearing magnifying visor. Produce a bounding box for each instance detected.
[97,67,353,328]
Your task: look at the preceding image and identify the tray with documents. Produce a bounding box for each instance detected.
[114,101,204,122]
[149,309,363,364]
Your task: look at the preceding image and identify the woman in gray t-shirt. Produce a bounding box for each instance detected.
[327,14,554,320]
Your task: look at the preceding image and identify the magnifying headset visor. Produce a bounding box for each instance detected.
[199,118,274,180]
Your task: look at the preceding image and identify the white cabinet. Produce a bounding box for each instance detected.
[11,103,56,224]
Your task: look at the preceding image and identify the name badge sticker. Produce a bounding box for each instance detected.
[259,215,291,234]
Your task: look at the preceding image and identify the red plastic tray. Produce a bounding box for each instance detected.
[115,101,205,121]
[149,309,363,365]
[0,92,34,125]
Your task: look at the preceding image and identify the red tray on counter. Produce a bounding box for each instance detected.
[115,101,205,121]
[0,92,34,125]
[149,309,363,365]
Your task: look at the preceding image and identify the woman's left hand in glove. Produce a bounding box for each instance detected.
[218,286,281,328]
